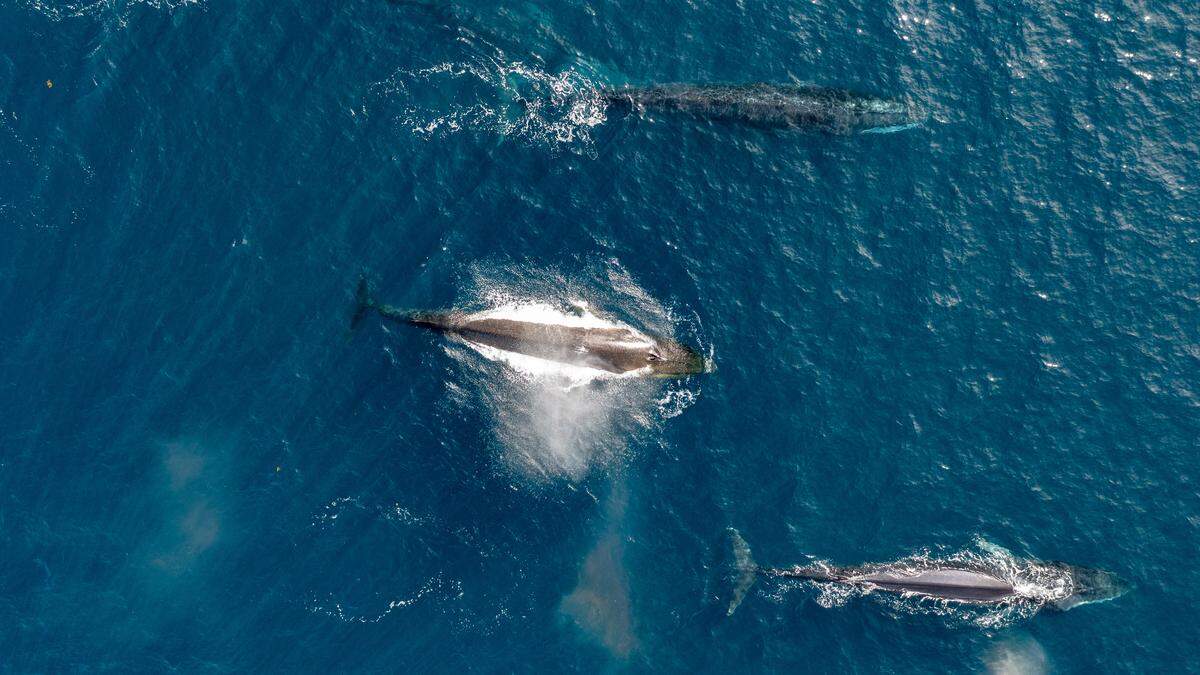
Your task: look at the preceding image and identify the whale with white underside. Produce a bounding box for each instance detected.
[352,279,705,378]
[727,530,1127,616]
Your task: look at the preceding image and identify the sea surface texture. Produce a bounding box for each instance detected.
[1,0,1198,671]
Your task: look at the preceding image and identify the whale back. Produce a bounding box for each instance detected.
[852,568,1015,602]
[450,317,655,374]
[604,83,913,132]
[353,281,703,377]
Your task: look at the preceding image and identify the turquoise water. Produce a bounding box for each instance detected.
[1,0,1197,671]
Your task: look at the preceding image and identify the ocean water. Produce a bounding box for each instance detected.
[1,0,1198,671]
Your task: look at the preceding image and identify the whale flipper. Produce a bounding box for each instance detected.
[351,276,375,331]
[728,529,758,616]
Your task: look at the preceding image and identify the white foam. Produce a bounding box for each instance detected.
[304,498,455,624]
[655,385,698,419]
[462,340,649,389]
[25,0,200,22]
[307,575,455,625]
[370,59,606,152]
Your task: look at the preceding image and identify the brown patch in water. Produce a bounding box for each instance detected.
[560,484,636,658]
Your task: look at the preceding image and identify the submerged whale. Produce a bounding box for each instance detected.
[352,279,705,377]
[727,531,1127,616]
[601,83,921,134]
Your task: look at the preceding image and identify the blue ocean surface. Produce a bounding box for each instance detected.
[1,0,1198,671]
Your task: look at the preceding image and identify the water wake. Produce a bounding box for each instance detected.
[370,58,607,152]
[23,0,200,23]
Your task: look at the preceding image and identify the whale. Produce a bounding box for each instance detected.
[727,531,1127,616]
[601,83,921,134]
[352,279,705,378]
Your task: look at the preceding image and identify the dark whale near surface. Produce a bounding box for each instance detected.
[351,278,705,377]
[727,531,1128,616]
[601,83,921,133]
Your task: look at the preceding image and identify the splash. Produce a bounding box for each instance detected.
[370,59,607,152]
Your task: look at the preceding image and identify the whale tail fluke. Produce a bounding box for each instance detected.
[728,528,759,616]
[598,87,636,112]
[349,276,441,332]
[350,276,375,331]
